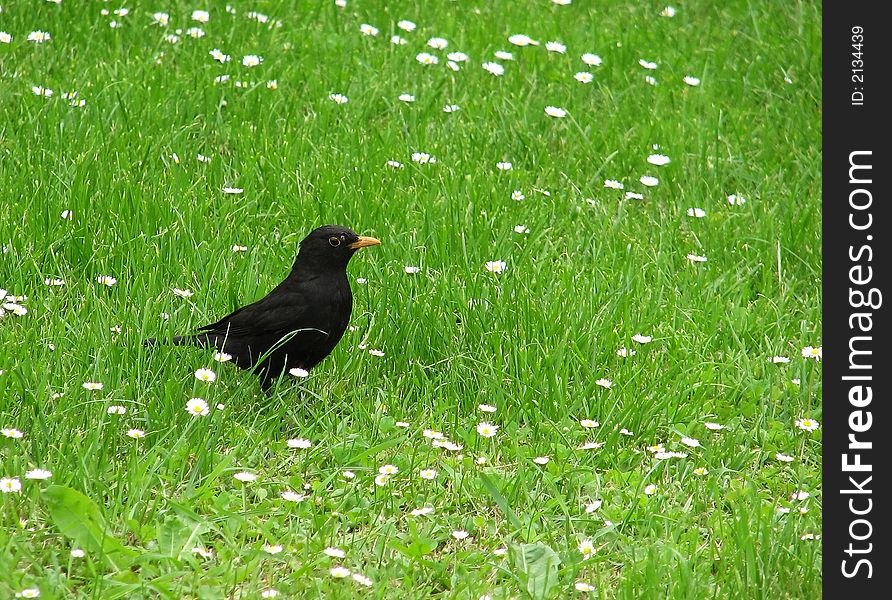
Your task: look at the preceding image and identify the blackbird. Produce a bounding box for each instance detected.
[145,225,380,389]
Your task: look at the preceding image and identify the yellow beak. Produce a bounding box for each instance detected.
[349,236,381,249]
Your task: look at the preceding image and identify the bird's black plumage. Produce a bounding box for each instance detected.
[145,225,380,388]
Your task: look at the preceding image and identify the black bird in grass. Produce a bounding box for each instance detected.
[145,225,381,389]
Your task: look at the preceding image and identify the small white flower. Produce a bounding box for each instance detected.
[451,530,470,540]
[410,506,434,516]
[222,187,243,194]
[496,161,512,171]
[28,31,52,43]
[404,266,422,274]
[416,52,439,65]
[727,194,747,206]
[173,288,194,298]
[647,154,671,166]
[281,490,306,502]
[369,349,385,357]
[419,469,437,480]
[447,52,468,62]
[574,72,594,83]
[231,245,248,252]
[494,51,513,60]
[482,62,505,76]
[687,208,706,218]
[289,367,309,378]
[578,539,595,558]
[330,566,351,578]
[16,589,40,599]
[604,179,624,190]
[581,53,602,66]
[484,260,507,274]
[24,469,52,480]
[660,6,677,17]
[152,12,170,26]
[693,467,709,476]
[397,20,416,32]
[476,422,499,437]
[263,544,284,555]
[511,190,525,201]
[398,93,416,103]
[443,104,460,113]
[791,491,810,501]
[544,106,567,118]
[513,225,530,234]
[775,452,795,463]
[96,275,117,287]
[329,93,349,104]
[185,27,205,39]
[795,418,820,432]
[323,547,346,558]
[772,356,791,364]
[260,590,279,599]
[640,176,659,187]
[1,477,22,493]
[545,41,566,54]
[242,55,263,67]
[45,278,65,286]
[683,76,701,86]
[0,32,13,44]
[233,471,257,483]
[446,60,460,71]
[70,548,86,558]
[390,35,407,45]
[287,438,312,449]
[616,347,635,358]
[194,368,216,383]
[478,404,497,413]
[508,34,537,47]
[213,352,232,363]
[107,405,126,415]
[427,37,448,50]
[378,464,399,475]
[644,484,657,495]
[625,191,645,200]
[191,10,210,23]
[533,456,550,465]
[645,75,658,86]
[127,429,145,439]
[595,378,612,389]
[580,419,600,429]
[411,152,436,164]
[638,59,658,70]
[186,398,210,416]
[584,500,603,513]
[680,436,701,448]
[2,428,24,439]
[359,24,379,36]
[704,422,725,431]
[800,346,822,360]
[209,49,231,63]
[374,474,390,486]
[352,573,373,587]
[82,382,104,391]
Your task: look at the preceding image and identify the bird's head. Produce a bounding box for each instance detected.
[295,225,381,272]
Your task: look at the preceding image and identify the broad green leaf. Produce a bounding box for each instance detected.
[157,515,209,561]
[512,542,562,600]
[42,485,138,571]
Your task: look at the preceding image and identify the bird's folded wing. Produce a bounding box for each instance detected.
[197,291,328,338]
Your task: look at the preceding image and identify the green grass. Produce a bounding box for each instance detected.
[1,1,822,598]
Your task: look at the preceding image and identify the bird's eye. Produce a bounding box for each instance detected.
[328,237,341,247]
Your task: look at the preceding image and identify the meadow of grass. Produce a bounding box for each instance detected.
[0,1,822,598]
